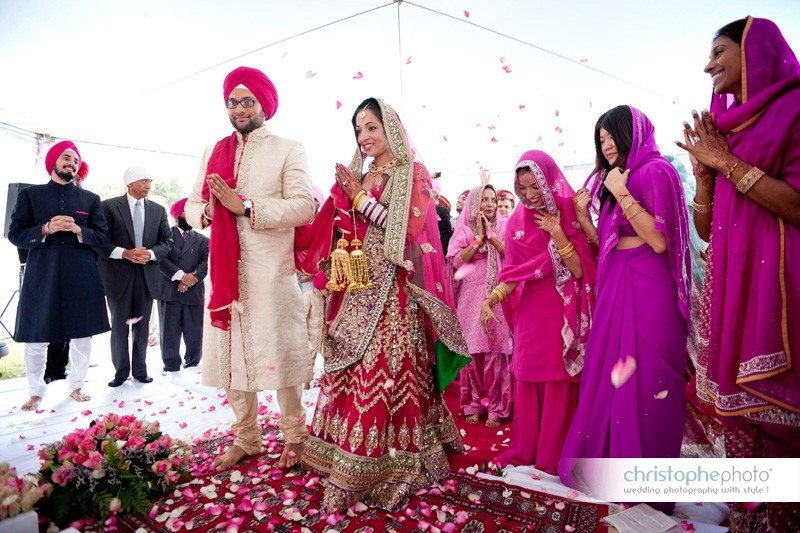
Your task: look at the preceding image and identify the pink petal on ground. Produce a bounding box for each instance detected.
[126,316,143,325]
[536,136,543,143]
[336,100,342,110]
[654,390,669,399]
[490,137,498,143]
[26,444,34,451]
[81,410,92,416]
[499,56,505,63]
[464,10,470,18]
[118,401,125,408]
[352,72,363,79]
[680,520,696,532]
[580,58,589,63]
[610,356,637,388]
[518,104,526,110]
[555,501,565,510]
[565,526,576,532]
[178,422,188,429]
[530,472,541,480]
[70,416,77,422]
[406,56,412,64]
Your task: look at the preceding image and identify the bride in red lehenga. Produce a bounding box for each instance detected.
[294,98,469,511]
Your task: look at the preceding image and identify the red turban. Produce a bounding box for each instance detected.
[45,140,80,176]
[170,197,188,219]
[223,66,279,121]
[77,161,90,180]
[497,189,514,202]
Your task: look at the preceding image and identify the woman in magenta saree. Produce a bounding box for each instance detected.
[678,17,800,530]
[447,184,513,427]
[481,150,596,474]
[294,98,468,511]
[558,106,691,514]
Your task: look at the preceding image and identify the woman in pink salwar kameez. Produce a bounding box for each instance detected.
[447,184,513,427]
[481,150,596,473]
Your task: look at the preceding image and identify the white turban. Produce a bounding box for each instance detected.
[123,166,153,186]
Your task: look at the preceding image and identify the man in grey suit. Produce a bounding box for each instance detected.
[157,198,209,371]
[97,167,173,387]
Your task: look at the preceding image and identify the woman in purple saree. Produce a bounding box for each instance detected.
[559,106,691,514]
[678,17,800,530]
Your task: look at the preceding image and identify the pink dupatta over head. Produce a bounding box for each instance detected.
[500,150,597,376]
[696,17,800,426]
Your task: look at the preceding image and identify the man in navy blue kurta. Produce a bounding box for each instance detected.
[9,141,110,410]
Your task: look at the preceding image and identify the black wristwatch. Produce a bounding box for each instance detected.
[242,199,252,218]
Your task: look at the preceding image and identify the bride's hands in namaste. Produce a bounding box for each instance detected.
[335,163,363,201]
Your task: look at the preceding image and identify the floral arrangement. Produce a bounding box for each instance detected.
[0,462,47,520]
[37,413,193,525]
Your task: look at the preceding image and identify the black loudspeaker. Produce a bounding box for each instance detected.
[3,182,35,239]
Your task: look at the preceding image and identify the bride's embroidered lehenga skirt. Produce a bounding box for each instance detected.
[303,280,463,511]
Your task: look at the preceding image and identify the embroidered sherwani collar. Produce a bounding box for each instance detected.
[235,125,271,144]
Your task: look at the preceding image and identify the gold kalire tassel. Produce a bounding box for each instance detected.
[346,237,373,291]
[326,237,351,291]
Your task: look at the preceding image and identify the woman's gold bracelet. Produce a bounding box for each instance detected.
[736,166,765,194]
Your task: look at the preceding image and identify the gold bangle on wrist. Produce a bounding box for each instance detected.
[736,166,765,194]
[725,159,740,181]
[692,197,714,214]
[626,207,646,220]
[352,190,368,210]
[557,242,575,258]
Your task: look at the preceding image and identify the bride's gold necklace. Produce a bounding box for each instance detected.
[368,158,399,187]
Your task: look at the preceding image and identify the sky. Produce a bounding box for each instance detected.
[0,0,798,327]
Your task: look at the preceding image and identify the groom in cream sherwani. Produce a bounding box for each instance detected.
[185,66,315,471]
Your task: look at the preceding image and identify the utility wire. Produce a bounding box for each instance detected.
[0,121,199,159]
[142,2,395,96]
[404,1,672,100]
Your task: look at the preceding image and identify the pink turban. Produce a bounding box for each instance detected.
[77,161,90,180]
[170,197,188,219]
[223,66,279,120]
[45,140,80,176]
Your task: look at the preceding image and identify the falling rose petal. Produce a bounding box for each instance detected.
[336,100,342,110]
[536,136,543,143]
[353,71,363,79]
[179,422,188,429]
[26,444,34,451]
[555,126,563,134]
[383,379,395,390]
[654,390,669,399]
[453,263,476,281]
[406,56,412,64]
[555,110,560,117]
[502,65,512,73]
[518,104,526,110]
[35,408,45,414]
[567,489,580,499]
[126,316,143,325]
[610,356,637,388]
[499,56,505,63]
[490,137,498,143]
[463,10,470,18]
[580,58,589,63]
[480,398,490,407]
[680,520,696,532]
[81,409,92,416]
[565,526,576,533]
[530,472,541,480]
[443,136,448,142]
[555,501,566,510]
[118,401,125,408]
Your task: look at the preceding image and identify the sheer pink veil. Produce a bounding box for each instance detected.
[446,184,507,292]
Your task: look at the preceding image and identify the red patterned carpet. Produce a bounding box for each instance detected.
[115,384,609,532]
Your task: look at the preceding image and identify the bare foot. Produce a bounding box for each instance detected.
[465,414,480,425]
[21,396,42,411]
[69,389,91,402]
[278,441,305,469]
[485,419,501,428]
[213,445,250,471]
